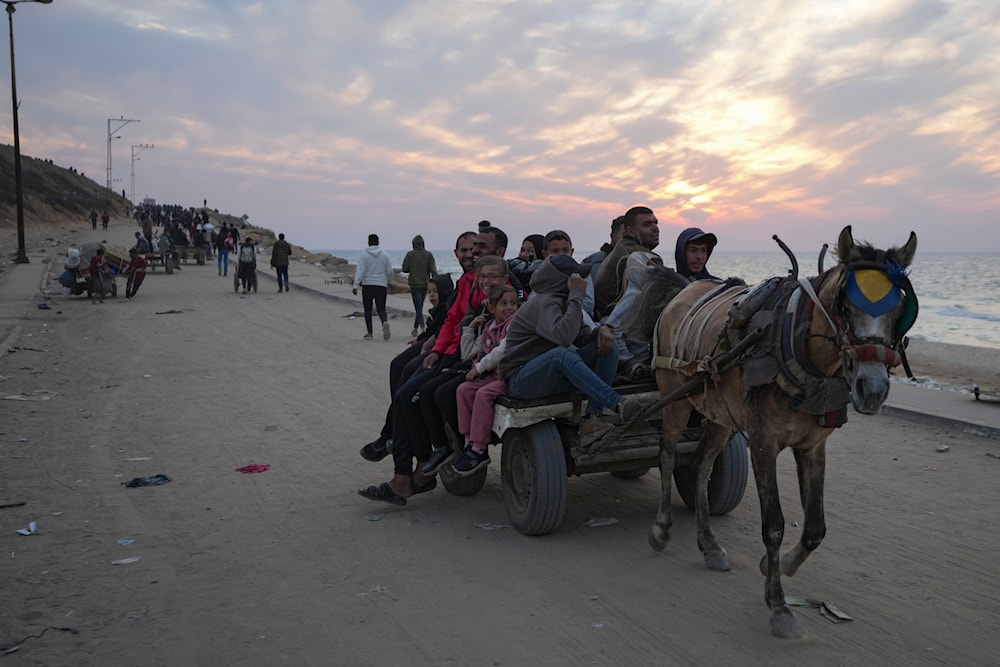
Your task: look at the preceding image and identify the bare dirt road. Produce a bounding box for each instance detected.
[1,224,998,666]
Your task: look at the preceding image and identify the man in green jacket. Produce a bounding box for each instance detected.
[401,234,437,337]
[270,233,293,293]
[592,206,660,320]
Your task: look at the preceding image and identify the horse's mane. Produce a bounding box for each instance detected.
[621,264,690,336]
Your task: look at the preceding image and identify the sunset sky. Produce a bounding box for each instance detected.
[4,0,998,252]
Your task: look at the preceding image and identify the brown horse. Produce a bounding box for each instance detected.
[638,226,917,638]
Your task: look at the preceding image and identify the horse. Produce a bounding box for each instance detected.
[632,226,917,638]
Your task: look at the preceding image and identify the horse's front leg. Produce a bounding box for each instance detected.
[694,421,731,571]
[781,442,827,576]
[648,401,688,551]
[750,444,803,639]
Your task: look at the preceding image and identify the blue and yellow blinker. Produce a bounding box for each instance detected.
[845,269,901,316]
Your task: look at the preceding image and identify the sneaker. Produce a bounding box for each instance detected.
[615,395,645,426]
[382,322,391,340]
[363,333,374,340]
[278,287,283,293]
[218,268,222,276]
[421,446,456,476]
[360,437,391,462]
[285,284,290,291]
[578,414,613,446]
[452,446,490,476]
[411,328,418,337]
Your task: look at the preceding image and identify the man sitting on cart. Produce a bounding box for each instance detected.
[500,254,642,447]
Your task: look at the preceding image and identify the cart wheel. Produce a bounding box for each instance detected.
[611,466,651,480]
[501,421,567,536]
[165,255,174,274]
[251,272,258,293]
[673,431,749,515]
[110,282,118,298]
[233,271,239,293]
[196,249,206,265]
[440,459,488,496]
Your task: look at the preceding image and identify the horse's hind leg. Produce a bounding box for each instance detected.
[648,400,690,551]
[780,442,827,577]
[694,421,732,571]
[750,443,803,639]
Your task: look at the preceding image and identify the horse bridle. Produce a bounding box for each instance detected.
[797,258,918,371]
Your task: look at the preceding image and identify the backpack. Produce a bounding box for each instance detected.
[224,236,235,250]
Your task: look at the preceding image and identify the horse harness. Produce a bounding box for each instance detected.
[651,257,917,429]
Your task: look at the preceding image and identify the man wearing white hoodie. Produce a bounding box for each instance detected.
[353,234,395,340]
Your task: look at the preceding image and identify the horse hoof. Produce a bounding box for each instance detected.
[704,547,731,572]
[770,607,804,639]
[648,525,669,552]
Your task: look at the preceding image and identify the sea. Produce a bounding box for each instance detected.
[319,249,1000,351]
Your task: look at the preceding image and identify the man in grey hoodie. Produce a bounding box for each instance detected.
[500,255,641,445]
[353,234,395,340]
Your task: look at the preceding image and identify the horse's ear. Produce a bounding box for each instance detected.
[836,225,858,263]
[896,231,917,268]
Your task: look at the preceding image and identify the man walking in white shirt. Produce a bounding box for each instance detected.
[353,234,395,340]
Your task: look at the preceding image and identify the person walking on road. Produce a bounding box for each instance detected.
[401,234,437,337]
[352,234,394,341]
[270,233,292,292]
[89,209,98,230]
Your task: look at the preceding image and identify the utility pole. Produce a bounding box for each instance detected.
[107,116,139,201]
[130,143,153,204]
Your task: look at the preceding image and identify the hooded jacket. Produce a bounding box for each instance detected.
[419,273,455,342]
[401,235,437,288]
[592,236,653,319]
[674,227,719,281]
[353,245,394,288]
[498,258,595,380]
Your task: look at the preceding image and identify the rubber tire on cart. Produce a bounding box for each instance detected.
[165,255,174,274]
[110,282,117,298]
[611,466,652,480]
[440,460,488,496]
[249,271,258,293]
[673,431,749,515]
[196,249,206,265]
[233,269,240,293]
[501,421,567,536]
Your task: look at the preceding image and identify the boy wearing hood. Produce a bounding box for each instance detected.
[675,227,719,281]
[353,234,395,340]
[500,255,641,445]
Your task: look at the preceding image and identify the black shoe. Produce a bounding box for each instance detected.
[421,447,455,476]
[360,438,391,462]
[452,446,490,476]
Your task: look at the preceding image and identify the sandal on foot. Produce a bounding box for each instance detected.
[357,482,407,506]
[411,477,437,496]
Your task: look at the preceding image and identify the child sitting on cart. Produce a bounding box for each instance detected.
[452,284,519,475]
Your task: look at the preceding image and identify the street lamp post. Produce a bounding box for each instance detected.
[130,143,153,204]
[107,116,139,201]
[4,0,52,265]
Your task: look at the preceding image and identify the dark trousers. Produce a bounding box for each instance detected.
[376,345,426,442]
[390,361,446,475]
[275,265,289,289]
[361,284,388,335]
[417,369,467,453]
[410,288,427,329]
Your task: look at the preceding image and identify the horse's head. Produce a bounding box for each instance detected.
[827,225,918,414]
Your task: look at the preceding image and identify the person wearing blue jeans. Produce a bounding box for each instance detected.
[499,254,640,445]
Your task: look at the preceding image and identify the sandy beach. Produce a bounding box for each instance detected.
[1,217,999,665]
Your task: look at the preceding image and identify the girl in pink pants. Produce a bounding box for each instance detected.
[452,285,519,475]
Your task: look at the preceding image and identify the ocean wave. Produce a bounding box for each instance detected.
[937,306,1000,322]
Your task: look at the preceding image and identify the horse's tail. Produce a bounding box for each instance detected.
[622,264,690,336]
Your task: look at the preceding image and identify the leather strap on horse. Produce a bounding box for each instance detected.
[634,327,765,427]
